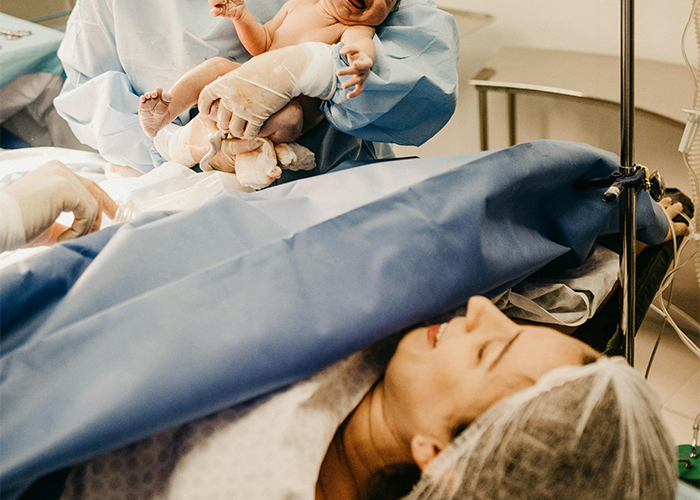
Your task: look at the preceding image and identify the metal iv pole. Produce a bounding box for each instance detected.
[620,0,637,366]
[600,0,663,365]
[569,0,663,365]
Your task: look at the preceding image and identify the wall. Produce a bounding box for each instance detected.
[438,0,698,66]
[0,0,75,28]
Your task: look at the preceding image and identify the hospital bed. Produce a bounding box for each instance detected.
[0,140,691,499]
[0,13,85,151]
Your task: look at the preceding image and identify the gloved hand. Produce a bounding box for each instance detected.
[0,160,118,251]
[198,42,336,139]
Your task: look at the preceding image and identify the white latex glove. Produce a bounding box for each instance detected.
[198,42,336,139]
[0,160,118,251]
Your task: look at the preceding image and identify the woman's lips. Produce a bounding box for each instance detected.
[427,323,448,348]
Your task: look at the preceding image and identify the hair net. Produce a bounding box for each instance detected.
[402,357,676,500]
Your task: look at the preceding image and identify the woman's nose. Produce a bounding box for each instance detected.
[464,296,512,336]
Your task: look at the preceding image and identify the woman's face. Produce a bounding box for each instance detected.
[382,296,600,447]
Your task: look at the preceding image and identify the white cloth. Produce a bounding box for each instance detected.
[60,339,396,500]
[493,244,619,327]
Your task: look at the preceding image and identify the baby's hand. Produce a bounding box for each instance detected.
[209,0,246,19]
[337,45,373,98]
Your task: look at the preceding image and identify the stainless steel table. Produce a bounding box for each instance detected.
[469,46,693,150]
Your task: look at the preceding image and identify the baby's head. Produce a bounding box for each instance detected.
[329,0,400,26]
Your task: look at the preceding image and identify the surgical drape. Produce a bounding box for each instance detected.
[0,141,667,498]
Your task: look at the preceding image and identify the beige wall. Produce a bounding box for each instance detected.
[1,0,76,28]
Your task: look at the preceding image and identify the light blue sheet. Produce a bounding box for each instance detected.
[0,13,64,89]
[0,141,668,498]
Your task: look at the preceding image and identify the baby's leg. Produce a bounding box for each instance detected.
[153,114,219,166]
[139,57,240,137]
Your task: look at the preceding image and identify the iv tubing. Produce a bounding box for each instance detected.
[681,0,700,285]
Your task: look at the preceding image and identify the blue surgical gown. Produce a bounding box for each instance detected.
[54,0,460,175]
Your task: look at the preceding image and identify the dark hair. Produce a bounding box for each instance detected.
[365,463,421,500]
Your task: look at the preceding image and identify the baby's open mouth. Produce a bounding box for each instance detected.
[349,0,366,9]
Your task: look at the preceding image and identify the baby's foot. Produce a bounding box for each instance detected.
[139,87,173,138]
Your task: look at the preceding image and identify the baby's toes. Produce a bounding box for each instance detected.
[154,95,171,114]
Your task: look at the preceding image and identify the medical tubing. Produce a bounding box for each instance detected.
[654,0,700,370]
[686,0,700,284]
[646,211,679,377]
[648,208,700,360]
[112,200,139,225]
[649,301,700,358]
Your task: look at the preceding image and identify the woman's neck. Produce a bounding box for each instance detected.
[316,382,412,500]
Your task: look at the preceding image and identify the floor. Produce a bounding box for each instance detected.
[636,305,700,447]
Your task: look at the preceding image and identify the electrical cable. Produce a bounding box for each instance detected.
[681,0,699,103]
[680,0,700,284]
[644,200,699,377]
[645,0,700,375]
[645,284,672,379]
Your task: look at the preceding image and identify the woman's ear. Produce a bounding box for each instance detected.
[410,434,445,472]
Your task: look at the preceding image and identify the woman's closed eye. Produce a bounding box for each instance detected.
[486,330,523,371]
[477,341,491,362]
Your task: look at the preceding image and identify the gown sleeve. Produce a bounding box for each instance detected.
[323,0,460,146]
[54,0,158,172]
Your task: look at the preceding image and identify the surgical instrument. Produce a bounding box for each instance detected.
[0,28,31,40]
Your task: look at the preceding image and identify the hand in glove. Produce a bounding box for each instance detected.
[198,42,336,139]
[0,161,118,251]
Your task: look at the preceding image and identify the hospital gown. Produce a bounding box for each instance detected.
[54,0,460,176]
[60,338,396,500]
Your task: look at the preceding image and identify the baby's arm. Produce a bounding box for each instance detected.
[338,26,376,98]
[209,0,290,55]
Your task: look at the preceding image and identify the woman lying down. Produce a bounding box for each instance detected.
[59,296,677,500]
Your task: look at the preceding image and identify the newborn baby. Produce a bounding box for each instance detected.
[139,0,398,189]
[139,0,398,138]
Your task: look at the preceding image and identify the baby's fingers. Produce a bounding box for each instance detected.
[337,66,359,77]
[351,58,373,71]
[341,75,364,90]
[346,82,364,98]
